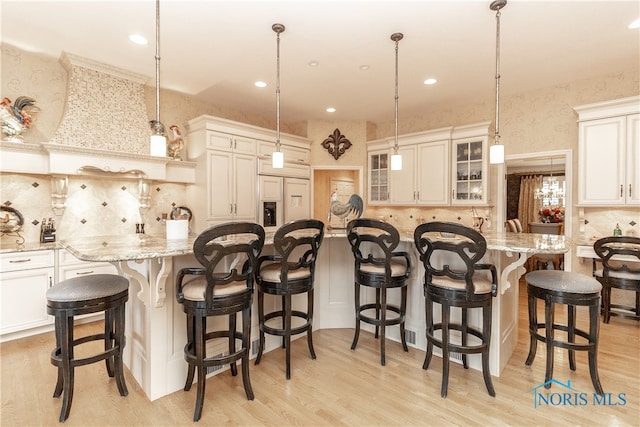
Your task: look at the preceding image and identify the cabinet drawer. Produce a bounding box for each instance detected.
[258,141,309,164]
[1,250,55,272]
[258,159,310,178]
[58,263,118,281]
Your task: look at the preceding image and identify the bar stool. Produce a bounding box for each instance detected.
[414,221,497,398]
[46,274,129,422]
[176,222,265,422]
[346,218,411,366]
[525,270,603,394]
[254,219,324,379]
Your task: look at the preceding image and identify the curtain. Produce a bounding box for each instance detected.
[518,175,543,233]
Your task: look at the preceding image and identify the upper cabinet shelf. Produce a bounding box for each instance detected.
[0,141,196,183]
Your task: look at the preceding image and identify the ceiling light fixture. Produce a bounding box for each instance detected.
[390,32,404,171]
[129,34,148,45]
[271,23,285,169]
[424,78,437,85]
[326,107,336,113]
[255,81,267,88]
[534,157,565,206]
[489,0,507,165]
[149,0,166,157]
[629,18,640,29]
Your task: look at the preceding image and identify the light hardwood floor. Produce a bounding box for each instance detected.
[2,280,639,426]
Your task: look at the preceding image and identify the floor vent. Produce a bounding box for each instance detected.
[450,352,462,362]
[206,353,225,375]
[251,339,260,356]
[405,330,416,345]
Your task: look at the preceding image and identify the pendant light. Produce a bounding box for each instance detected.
[390,32,403,171]
[489,0,507,165]
[149,0,166,157]
[272,23,285,169]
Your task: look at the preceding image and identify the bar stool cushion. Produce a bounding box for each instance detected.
[525,270,601,293]
[593,268,640,281]
[259,263,311,282]
[358,259,408,277]
[431,275,494,294]
[46,274,129,304]
[181,277,247,300]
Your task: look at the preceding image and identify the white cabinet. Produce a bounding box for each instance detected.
[575,97,640,206]
[451,124,490,206]
[0,250,54,337]
[368,150,389,204]
[57,249,117,281]
[186,115,311,232]
[206,141,256,223]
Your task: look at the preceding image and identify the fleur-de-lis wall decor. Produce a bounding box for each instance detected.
[321,128,352,160]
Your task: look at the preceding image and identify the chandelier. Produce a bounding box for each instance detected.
[534,157,565,205]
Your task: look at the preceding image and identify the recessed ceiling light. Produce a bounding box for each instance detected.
[629,18,640,29]
[326,107,336,113]
[360,65,370,71]
[424,78,437,85]
[308,61,319,67]
[128,34,148,45]
[255,81,267,88]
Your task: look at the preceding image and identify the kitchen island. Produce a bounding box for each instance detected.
[59,230,571,401]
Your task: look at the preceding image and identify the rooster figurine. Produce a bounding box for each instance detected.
[327,190,363,229]
[167,125,185,160]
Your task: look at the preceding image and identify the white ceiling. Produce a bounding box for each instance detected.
[2,0,638,123]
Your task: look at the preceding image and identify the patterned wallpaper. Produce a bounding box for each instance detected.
[1,42,639,256]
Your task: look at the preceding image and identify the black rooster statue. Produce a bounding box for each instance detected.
[327,190,363,229]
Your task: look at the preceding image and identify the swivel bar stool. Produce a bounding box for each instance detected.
[254,219,324,379]
[47,273,129,422]
[414,221,497,398]
[176,222,265,421]
[346,218,411,366]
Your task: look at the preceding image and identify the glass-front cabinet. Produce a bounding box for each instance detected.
[451,123,490,206]
[368,150,389,204]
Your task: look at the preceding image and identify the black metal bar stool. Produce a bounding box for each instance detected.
[524,270,603,395]
[46,274,129,422]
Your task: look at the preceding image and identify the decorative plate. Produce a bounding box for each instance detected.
[0,206,24,233]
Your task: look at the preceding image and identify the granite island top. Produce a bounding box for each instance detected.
[1,230,571,258]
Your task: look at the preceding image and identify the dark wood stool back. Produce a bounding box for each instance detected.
[254,219,325,379]
[346,218,411,366]
[176,221,265,422]
[46,273,129,422]
[414,221,497,398]
[593,236,640,323]
[525,270,603,395]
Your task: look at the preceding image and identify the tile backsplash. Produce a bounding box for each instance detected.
[0,172,189,246]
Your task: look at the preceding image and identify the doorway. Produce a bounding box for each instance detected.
[495,149,573,271]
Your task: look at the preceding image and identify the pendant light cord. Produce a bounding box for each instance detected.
[494,6,501,145]
[155,0,161,127]
[273,23,285,152]
[392,33,403,154]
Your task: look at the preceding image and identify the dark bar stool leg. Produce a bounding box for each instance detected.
[104,308,115,377]
[113,303,128,396]
[193,314,205,422]
[228,314,237,376]
[482,303,495,397]
[588,302,604,395]
[184,314,195,391]
[380,288,387,366]
[525,292,537,366]
[59,315,75,423]
[255,290,265,364]
[307,289,317,359]
[544,298,555,388]
[284,294,292,379]
[400,285,408,352]
[423,295,434,370]
[241,305,254,400]
[374,288,381,339]
[351,282,361,350]
[440,302,450,398]
[52,313,64,399]
[461,308,468,369]
[568,304,576,371]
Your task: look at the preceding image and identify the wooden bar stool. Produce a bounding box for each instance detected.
[46,274,129,422]
[524,270,603,395]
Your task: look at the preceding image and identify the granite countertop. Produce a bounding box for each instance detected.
[1,230,570,259]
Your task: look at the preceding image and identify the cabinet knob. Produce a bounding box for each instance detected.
[629,184,632,198]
